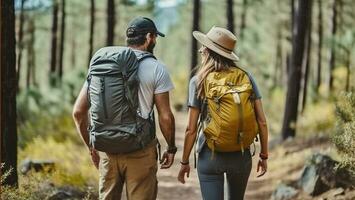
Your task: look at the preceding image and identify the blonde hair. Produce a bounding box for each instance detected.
[196,48,237,98]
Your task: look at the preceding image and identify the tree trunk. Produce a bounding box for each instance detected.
[281,0,312,139]
[26,17,35,89]
[71,37,76,68]
[88,0,95,67]
[50,0,59,85]
[16,0,27,91]
[345,50,350,91]
[226,0,235,34]
[328,0,337,92]
[274,27,282,88]
[190,0,200,78]
[107,0,115,46]
[1,0,18,187]
[284,0,296,86]
[291,0,295,31]
[240,0,247,39]
[301,0,313,113]
[58,0,66,81]
[0,3,1,191]
[316,0,322,94]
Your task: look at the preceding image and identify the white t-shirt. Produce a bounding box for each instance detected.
[134,50,174,118]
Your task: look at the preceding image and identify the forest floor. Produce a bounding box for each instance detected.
[149,111,352,200]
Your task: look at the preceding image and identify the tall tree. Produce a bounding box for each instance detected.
[88,0,95,67]
[50,0,59,85]
[301,0,313,113]
[0,0,2,192]
[71,38,76,67]
[291,0,295,29]
[315,0,323,93]
[70,16,77,68]
[328,0,338,91]
[226,0,235,33]
[26,17,35,89]
[285,0,296,79]
[1,0,18,187]
[344,48,350,91]
[190,0,201,78]
[239,0,248,39]
[58,0,66,81]
[16,0,27,91]
[107,0,115,46]
[281,0,312,139]
[274,26,283,89]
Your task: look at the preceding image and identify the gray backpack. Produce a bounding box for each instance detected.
[87,46,156,153]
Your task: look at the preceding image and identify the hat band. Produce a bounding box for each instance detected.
[207,36,233,52]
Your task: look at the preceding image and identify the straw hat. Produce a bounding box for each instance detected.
[193,26,239,61]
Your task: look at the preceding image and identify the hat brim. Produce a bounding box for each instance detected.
[157,31,165,37]
[192,31,239,61]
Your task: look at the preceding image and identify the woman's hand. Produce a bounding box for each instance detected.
[256,159,267,177]
[178,164,191,184]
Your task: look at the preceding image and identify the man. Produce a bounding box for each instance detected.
[72,16,176,200]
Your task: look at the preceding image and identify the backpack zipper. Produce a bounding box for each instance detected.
[100,78,108,119]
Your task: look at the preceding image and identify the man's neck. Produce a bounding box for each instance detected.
[128,45,146,51]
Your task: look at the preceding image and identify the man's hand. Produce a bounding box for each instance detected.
[90,149,100,169]
[257,159,267,177]
[178,164,190,184]
[160,151,175,169]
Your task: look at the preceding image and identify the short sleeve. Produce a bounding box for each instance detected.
[246,72,262,99]
[154,62,174,94]
[83,80,88,89]
[188,76,202,108]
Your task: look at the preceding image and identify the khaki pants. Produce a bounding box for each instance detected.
[98,141,158,200]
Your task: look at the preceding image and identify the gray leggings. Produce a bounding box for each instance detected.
[197,146,252,200]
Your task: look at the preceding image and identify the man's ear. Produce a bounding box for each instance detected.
[146,33,152,41]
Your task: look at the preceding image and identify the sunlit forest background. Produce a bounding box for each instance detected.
[1,0,354,199]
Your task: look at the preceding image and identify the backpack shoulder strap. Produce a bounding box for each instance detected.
[233,66,257,98]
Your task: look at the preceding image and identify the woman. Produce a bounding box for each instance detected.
[177,26,269,200]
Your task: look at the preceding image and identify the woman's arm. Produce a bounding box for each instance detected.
[178,106,200,184]
[254,99,269,177]
[181,107,200,163]
[254,99,269,155]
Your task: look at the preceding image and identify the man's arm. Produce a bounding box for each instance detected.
[154,91,175,148]
[72,86,90,150]
[154,91,176,169]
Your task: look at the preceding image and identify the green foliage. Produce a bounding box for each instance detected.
[264,87,286,135]
[298,101,336,136]
[332,92,355,175]
[1,172,53,200]
[17,67,87,147]
[1,170,96,200]
[18,136,98,187]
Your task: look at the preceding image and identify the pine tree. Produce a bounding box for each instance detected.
[1,0,18,187]
[281,0,312,139]
[190,0,200,78]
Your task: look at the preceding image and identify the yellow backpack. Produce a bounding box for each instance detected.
[202,67,259,153]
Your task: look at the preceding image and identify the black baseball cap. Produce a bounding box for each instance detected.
[126,16,165,37]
